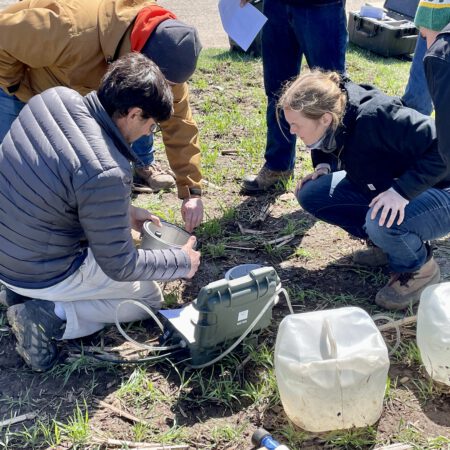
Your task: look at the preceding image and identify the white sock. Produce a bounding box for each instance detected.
[53,302,67,321]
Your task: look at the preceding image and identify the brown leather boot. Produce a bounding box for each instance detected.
[353,243,388,267]
[242,166,293,194]
[135,163,176,192]
[375,257,441,310]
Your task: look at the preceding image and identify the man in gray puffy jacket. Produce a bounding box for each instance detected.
[0,53,200,372]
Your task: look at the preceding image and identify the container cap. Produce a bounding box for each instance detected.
[251,428,271,446]
[224,264,263,280]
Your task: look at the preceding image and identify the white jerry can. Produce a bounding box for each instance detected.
[274,307,390,432]
[417,282,450,386]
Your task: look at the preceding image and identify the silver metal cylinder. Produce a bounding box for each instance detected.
[140,220,192,250]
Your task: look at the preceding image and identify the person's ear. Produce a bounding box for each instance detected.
[127,107,143,121]
[320,112,333,128]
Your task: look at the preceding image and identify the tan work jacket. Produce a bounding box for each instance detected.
[0,0,202,198]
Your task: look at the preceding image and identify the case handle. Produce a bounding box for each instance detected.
[355,27,379,38]
[355,17,380,38]
[320,318,338,360]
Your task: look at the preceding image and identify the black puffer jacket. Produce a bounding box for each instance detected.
[311,80,450,200]
[0,87,190,289]
[424,24,450,192]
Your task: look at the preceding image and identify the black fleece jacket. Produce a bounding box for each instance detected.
[424,24,450,197]
[311,80,450,200]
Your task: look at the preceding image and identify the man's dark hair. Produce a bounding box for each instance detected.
[98,53,173,121]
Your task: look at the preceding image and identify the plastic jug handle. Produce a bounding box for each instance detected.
[322,318,338,360]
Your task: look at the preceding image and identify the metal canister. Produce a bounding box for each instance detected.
[140,220,192,250]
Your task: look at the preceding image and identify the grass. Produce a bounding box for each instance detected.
[117,366,168,407]
[2,45,450,450]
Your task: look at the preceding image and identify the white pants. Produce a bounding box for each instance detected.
[2,249,163,339]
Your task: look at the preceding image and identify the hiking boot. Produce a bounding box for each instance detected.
[0,285,29,307]
[242,166,293,194]
[353,244,389,267]
[7,300,66,372]
[375,257,441,311]
[135,163,176,191]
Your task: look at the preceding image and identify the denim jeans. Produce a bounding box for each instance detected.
[0,89,26,143]
[401,35,433,116]
[262,0,347,171]
[132,133,155,168]
[297,171,450,272]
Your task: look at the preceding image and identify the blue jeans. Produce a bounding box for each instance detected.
[132,134,155,168]
[262,0,347,171]
[0,89,26,143]
[401,35,433,116]
[0,89,155,167]
[297,171,450,273]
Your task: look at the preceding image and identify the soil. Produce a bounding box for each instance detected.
[1,158,450,448]
[0,2,449,446]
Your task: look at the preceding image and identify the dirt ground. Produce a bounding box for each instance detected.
[1,1,450,449]
[1,153,450,449]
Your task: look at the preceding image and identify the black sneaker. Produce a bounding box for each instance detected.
[7,300,66,372]
[0,285,30,307]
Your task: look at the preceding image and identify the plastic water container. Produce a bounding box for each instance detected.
[417,282,450,386]
[274,307,390,432]
[140,220,192,250]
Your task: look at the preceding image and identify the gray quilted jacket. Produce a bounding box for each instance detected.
[0,87,190,288]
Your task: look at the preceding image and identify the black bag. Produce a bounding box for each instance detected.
[348,0,420,57]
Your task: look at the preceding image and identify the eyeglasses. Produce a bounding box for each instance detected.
[150,123,161,134]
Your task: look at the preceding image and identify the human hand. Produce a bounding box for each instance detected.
[294,167,329,197]
[129,205,161,232]
[181,197,204,233]
[369,188,409,227]
[182,236,201,279]
[240,0,250,6]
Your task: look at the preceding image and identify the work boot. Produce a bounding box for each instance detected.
[353,242,388,267]
[7,300,66,372]
[0,285,30,307]
[242,165,293,194]
[375,257,441,311]
[134,163,176,192]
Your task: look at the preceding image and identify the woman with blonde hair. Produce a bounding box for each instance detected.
[280,69,450,310]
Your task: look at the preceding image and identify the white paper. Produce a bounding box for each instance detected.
[159,304,199,344]
[218,0,267,52]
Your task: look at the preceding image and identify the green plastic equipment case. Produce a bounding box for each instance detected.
[162,266,280,366]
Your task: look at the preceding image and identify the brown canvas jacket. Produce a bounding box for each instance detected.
[0,0,202,198]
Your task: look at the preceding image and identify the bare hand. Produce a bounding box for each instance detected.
[181,197,204,233]
[294,167,329,197]
[240,0,250,6]
[369,188,409,228]
[129,205,161,232]
[182,236,201,279]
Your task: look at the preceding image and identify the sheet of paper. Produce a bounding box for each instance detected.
[159,304,199,344]
[218,0,267,51]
